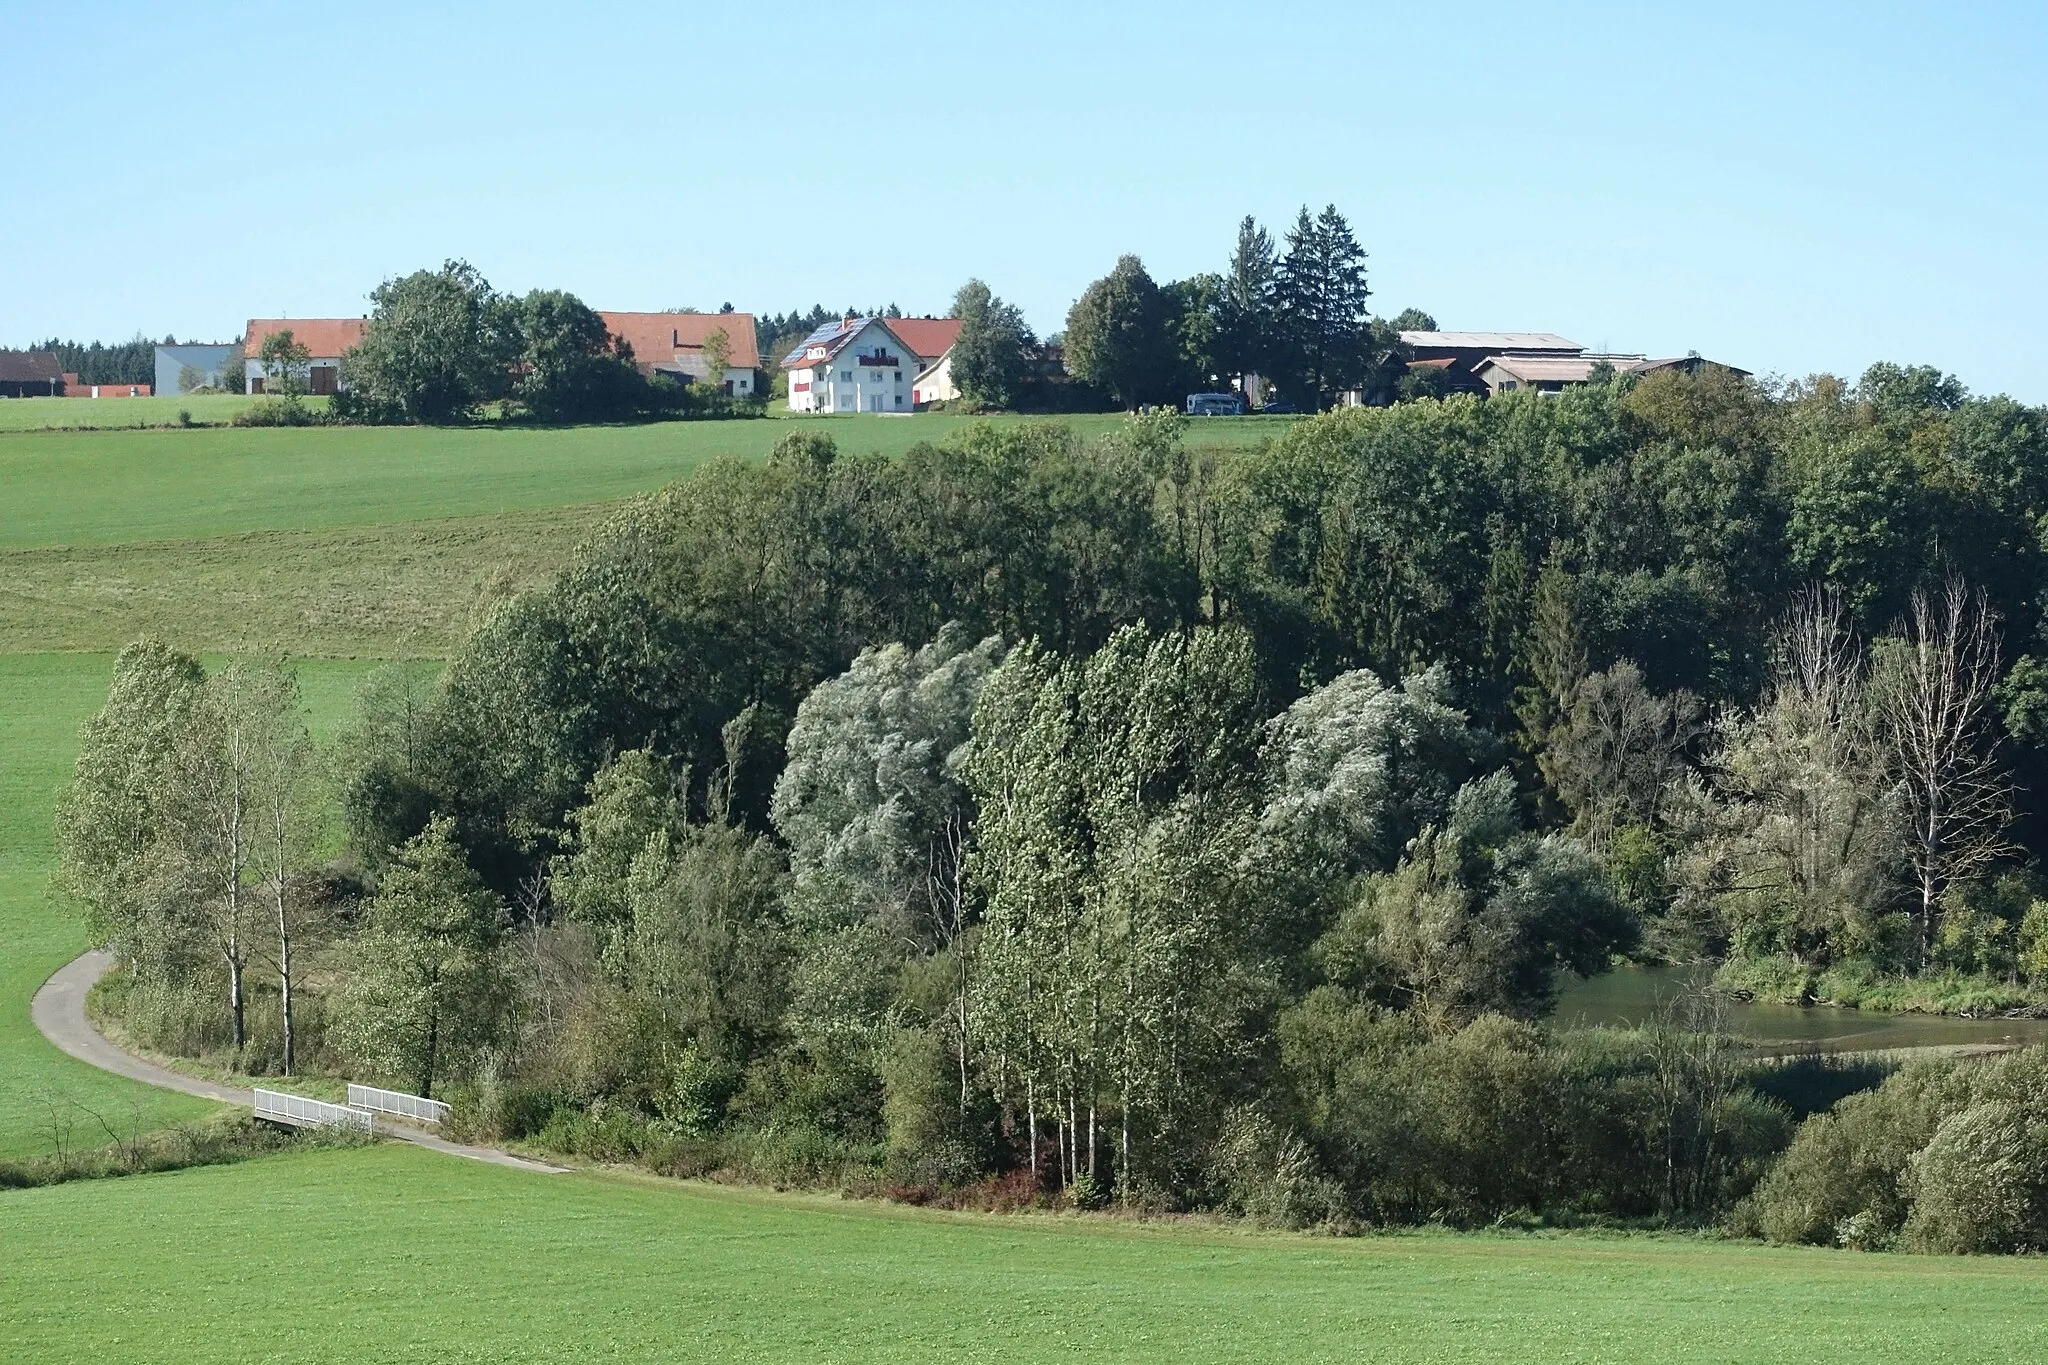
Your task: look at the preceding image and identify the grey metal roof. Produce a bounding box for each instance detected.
[1401,331,1584,352]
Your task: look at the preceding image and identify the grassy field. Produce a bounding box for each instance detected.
[0,413,1278,549]
[0,654,384,1159]
[0,505,612,656]
[7,1143,2048,1364]
[0,394,297,432]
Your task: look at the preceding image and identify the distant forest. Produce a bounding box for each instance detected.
[19,334,166,385]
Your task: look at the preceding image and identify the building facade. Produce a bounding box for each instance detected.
[156,343,236,395]
[243,318,369,394]
[780,317,919,413]
[600,312,761,396]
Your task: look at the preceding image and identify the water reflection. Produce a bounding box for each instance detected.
[1551,965,2048,1054]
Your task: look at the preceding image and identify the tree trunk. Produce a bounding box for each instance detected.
[421,1005,439,1100]
[275,879,294,1076]
[226,948,245,1053]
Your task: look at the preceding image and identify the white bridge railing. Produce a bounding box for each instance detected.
[253,1088,373,1135]
[346,1084,451,1126]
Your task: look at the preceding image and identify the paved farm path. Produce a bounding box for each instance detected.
[33,949,565,1174]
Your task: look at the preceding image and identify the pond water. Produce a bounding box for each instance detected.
[1550,965,2048,1055]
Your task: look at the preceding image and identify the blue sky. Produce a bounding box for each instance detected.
[4,2,2044,398]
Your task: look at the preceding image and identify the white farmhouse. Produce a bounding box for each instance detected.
[243,318,368,394]
[780,317,923,413]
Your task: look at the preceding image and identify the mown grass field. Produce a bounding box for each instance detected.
[0,412,1275,549]
[7,1143,2048,1364]
[0,394,297,433]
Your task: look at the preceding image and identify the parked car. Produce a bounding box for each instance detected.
[1259,400,1301,414]
[1184,392,1244,416]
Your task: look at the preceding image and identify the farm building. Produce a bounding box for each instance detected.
[243,318,368,394]
[780,316,923,414]
[1396,331,1586,396]
[155,343,237,395]
[0,350,64,397]
[1473,351,1751,396]
[600,312,761,396]
[911,348,956,407]
[883,316,963,372]
[61,374,151,397]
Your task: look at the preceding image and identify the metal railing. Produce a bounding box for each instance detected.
[345,1083,451,1126]
[253,1088,373,1135]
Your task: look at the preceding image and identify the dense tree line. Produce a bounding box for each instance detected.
[1062,206,1415,411]
[24,334,163,385]
[329,261,731,425]
[59,365,2048,1244]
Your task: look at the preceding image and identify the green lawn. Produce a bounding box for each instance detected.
[0,394,295,433]
[0,504,613,656]
[5,1142,2046,1364]
[0,413,1279,550]
[0,654,384,1159]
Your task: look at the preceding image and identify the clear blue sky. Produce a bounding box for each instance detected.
[4,2,2044,398]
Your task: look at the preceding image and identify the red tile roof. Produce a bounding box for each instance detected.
[885,317,962,363]
[243,318,368,359]
[600,312,760,371]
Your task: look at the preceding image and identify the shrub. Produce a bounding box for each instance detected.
[1205,1106,1346,1229]
[231,396,321,427]
[1903,1100,2046,1253]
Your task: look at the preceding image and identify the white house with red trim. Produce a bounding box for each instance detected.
[780,317,918,413]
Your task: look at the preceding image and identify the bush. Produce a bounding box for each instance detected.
[1903,1100,2046,1253]
[1732,1051,2048,1251]
[231,396,322,427]
[1205,1106,1345,1229]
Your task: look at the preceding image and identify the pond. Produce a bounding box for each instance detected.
[1550,964,2048,1055]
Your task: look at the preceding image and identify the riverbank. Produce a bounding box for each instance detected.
[1714,957,2048,1019]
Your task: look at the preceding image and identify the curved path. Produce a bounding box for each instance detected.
[33,950,565,1174]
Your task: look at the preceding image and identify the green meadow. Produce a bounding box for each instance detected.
[4,406,2047,1361]
[0,412,1273,549]
[8,1142,2048,1365]
[0,394,292,433]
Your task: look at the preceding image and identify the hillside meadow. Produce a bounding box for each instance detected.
[0,412,1279,549]
[7,1142,2048,1365]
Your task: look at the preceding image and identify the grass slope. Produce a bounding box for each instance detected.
[0,504,612,656]
[7,1143,2048,1364]
[0,655,382,1159]
[0,413,1279,549]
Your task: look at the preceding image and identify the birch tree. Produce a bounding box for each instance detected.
[1871,581,2013,959]
[244,666,317,1074]
[153,663,267,1052]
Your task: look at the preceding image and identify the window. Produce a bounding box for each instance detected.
[842,370,852,380]
[894,371,902,381]
[1498,380,1518,391]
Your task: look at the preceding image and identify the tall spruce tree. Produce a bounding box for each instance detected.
[1275,205,1373,409]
